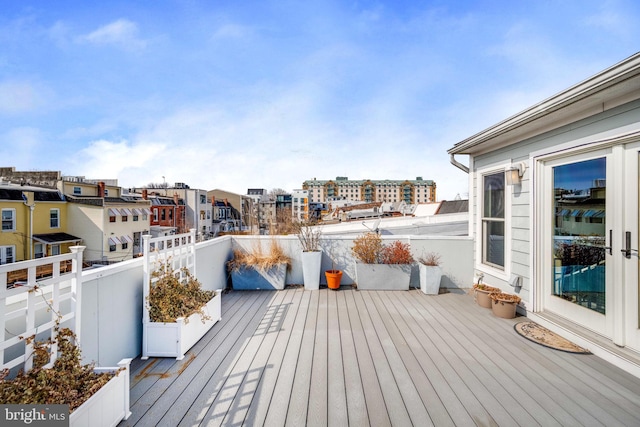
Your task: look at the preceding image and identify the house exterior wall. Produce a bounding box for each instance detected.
[67,204,105,263]
[470,98,640,308]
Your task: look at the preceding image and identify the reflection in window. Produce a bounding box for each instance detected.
[553,158,606,314]
[482,172,505,268]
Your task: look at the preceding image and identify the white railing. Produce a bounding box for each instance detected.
[0,246,85,373]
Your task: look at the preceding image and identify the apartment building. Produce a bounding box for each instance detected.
[302,176,436,204]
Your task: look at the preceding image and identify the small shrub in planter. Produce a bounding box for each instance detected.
[352,233,414,290]
[148,261,215,323]
[0,327,119,411]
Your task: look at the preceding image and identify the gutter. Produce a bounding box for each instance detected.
[449,154,469,174]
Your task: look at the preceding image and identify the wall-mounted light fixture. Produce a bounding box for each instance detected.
[505,162,527,186]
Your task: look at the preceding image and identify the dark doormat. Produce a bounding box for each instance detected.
[514,321,590,354]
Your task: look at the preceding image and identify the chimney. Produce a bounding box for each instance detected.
[98,181,105,198]
[142,189,148,200]
[173,193,179,205]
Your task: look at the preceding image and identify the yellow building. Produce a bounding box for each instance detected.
[0,184,81,263]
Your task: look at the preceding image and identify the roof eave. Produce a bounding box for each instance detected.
[448,52,640,155]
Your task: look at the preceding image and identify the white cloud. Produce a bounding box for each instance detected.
[79,19,146,49]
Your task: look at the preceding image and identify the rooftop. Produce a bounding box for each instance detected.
[123,288,640,426]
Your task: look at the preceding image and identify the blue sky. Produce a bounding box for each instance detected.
[1,1,639,200]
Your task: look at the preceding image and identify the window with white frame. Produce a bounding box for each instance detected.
[35,243,44,258]
[50,208,60,228]
[482,171,505,269]
[51,244,60,256]
[2,209,15,231]
[0,245,14,264]
[73,186,81,195]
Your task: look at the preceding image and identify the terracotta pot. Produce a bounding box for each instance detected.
[474,285,500,308]
[490,292,521,319]
[325,270,342,290]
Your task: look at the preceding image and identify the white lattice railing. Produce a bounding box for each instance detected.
[0,246,85,374]
[142,229,196,325]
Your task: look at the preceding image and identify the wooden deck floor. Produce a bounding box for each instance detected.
[121,288,640,426]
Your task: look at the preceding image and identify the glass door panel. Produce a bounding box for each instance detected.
[552,158,606,314]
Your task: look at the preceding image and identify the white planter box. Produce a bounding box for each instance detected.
[70,358,132,427]
[301,251,322,290]
[419,264,443,295]
[142,293,222,360]
[355,262,412,290]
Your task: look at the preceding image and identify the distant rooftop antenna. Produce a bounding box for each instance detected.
[362,218,381,234]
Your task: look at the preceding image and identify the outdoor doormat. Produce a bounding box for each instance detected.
[514,321,590,354]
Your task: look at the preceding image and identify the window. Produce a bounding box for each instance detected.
[35,244,43,258]
[161,209,166,221]
[51,245,60,256]
[0,246,14,264]
[122,215,128,222]
[482,172,505,268]
[109,243,116,252]
[104,189,109,197]
[50,209,60,228]
[109,215,116,223]
[133,215,139,221]
[2,209,15,231]
[73,186,81,195]
[153,210,158,222]
[200,194,206,204]
[122,242,128,250]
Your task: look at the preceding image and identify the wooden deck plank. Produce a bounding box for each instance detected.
[262,290,311,427]
[369,291,455,427]
[410,292,544,427]
[242,288,303,426]
[196,290,288,426]
[122,289,640,427]
[285,289,319,426]
[307,288,328,427]
[432,292,610,426]
[343,290,391,427]
[360,291,432,426]
[170,291,276,427]
[383,292,477,427]
[335,290,369,427]
[351,290,412,426]
[326,289,348,426]
[435,292,640,426]
[220,288,297,426]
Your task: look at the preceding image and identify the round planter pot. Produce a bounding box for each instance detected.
[325,270,342,290]
[491,298,518,319]
[474,286,500,308]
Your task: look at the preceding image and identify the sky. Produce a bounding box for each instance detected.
[1,1,639,201]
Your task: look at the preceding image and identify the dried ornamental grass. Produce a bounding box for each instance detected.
[351,232,383,264]
[148,261,215,323]
[0,328,116,412]
[418,252,441,266]
[227,240,292,272]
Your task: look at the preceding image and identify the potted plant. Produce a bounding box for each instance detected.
[473,283,501,308]
[418,252,442,295]
[1,326,132,427]
[490,292,522,319]
[227,239,292,290]
[143,259,222,360]
[294,220,323,291]
[351,233,414,290]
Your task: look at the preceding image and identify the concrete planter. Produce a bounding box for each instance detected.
[70,358,132,427]
[419,264,442,295]
[355,262,412,290]
[231,264,287,290]
[301,251,322,290]
[142,293,222,360]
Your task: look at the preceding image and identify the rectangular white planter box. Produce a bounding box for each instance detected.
[355,262,412,290]
[142,293,222,360]
[70,358,132,427]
